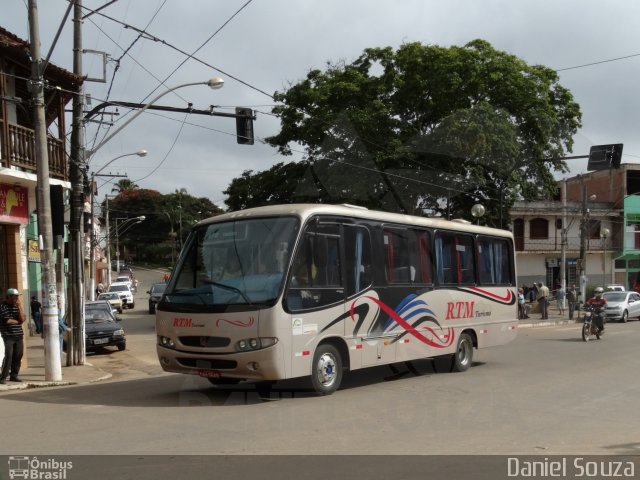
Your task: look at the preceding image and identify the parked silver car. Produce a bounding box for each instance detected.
[602,291,640,322]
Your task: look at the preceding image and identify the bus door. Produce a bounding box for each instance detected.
[285,221,346,378]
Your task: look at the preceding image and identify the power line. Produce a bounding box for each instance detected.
[79,2,273,100]
[138,0,255,105]
[556,52,640,72]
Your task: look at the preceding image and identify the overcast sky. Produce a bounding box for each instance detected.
[5,0,640,207]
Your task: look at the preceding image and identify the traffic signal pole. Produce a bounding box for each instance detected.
[69,0,86,364]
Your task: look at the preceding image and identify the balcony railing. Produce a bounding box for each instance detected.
[0,120,67,179]
[515,235,622,252]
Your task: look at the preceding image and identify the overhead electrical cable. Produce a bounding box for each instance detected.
[78,3,273,99]
[138,0,254,104]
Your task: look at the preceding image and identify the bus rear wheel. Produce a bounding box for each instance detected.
[310,344,343,395]
[451,332,473,372]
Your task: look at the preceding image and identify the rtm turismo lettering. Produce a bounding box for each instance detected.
[445,301,474,320]
[173,318,192,327]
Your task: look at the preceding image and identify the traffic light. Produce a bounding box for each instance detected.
[235,107,254,145]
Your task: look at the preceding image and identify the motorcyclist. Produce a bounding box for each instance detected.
[586,287,607,332]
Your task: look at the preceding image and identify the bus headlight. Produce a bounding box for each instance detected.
[158,336,176,349]
[235,337,278,352]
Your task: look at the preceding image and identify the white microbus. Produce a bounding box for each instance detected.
[156,204,518,395]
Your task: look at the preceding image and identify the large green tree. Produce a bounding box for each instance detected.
[102,188,222,264]
[255,39,581,224]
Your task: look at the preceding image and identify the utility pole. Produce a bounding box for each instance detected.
[105,195,112,286]
[89,173,126,300]
[28,0,62,381]
[579,175,589,306]
[560,180,567,308]
[69,0,86,364]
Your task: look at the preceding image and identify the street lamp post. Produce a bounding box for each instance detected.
[600,228,610,287]
[178,205,183,250]
[113,216,146,273]
[89,149,147,299]
[163,211,177,265]
[579,189,597,305]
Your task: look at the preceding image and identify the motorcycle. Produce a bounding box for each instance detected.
[582,303,605,341]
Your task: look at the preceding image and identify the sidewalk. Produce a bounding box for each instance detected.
[0,333,112,392]
[518,304,581,328]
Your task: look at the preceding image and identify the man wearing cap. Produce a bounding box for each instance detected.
[0,288,26,383]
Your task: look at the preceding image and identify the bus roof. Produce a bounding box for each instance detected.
[197,204,512,238]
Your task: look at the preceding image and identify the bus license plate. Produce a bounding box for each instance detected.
[198,369,221,378]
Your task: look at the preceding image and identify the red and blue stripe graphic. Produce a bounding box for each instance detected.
[456,287,516,305]
[357,294,454,348]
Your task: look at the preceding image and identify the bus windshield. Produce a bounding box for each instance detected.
[164,216,299,310]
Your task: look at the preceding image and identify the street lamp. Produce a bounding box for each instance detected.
[89,149,148,300]
[86,77,224,156]
[471,204,485,225]
[600,227,610,287]
[113,216,146,274]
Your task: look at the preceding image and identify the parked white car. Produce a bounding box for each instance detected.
[602,291,640,322]
[605,284,625,292]
[107,282,135,309]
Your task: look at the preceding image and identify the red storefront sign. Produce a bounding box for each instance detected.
[0,184,29,224]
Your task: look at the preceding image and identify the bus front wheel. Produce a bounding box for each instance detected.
[310,344,343,395]
[451,332,473,372]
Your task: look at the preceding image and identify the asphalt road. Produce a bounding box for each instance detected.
[1,267,639,458]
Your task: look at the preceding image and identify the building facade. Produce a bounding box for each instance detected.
[1,26,80,310]
[511,164,640,299]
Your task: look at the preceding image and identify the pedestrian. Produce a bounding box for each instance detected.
[517,288,528,319]
[0,288,26,384]
[556,284,566,316]
[536,281,550,320]
[163,273,169,283]
[58,303,70,361]
[30,295,42,334]
[567,284,577,320]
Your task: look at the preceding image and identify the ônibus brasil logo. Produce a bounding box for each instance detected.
[7,456,73,479]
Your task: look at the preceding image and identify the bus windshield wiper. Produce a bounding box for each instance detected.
[203,280,253,305]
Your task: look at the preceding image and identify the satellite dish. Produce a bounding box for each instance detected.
[471,204,485,218]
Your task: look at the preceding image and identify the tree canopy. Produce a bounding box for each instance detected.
[102,187,223,264]
[242,39,582,224]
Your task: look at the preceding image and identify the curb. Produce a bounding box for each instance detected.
[0,373,113,392]
[518,319,580,328]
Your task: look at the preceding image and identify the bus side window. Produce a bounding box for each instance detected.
[286,224,343,311]
[435,232,476,285]
[384,228,415,284]
[416,230,432,284]
[477,237,513,285]
[345,225,372,296]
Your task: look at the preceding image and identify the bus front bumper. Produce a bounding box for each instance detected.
[156,344,284,381]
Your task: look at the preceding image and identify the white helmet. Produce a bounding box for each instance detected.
[594,287,604,294]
